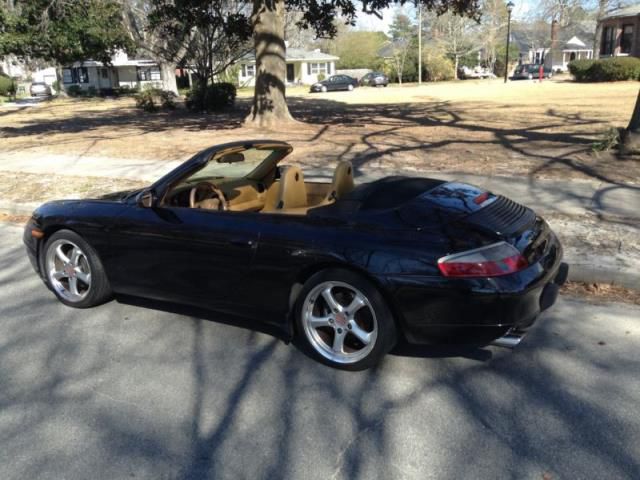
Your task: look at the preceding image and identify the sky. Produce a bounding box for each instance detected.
[353,1,533,34]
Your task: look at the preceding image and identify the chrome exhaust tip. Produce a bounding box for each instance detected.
[491,330,525,349]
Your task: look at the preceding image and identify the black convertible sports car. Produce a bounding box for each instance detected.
[24,140,568,370]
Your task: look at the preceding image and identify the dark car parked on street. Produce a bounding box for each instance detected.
[512,64,553,80]
[310,75,358,92]
[359,72,389,87]
[24,140,567,370]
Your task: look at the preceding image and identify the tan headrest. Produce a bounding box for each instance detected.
[328,161,354,201]
[277,165,307,209]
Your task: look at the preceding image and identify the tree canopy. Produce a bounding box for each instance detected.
[0,0,133,65]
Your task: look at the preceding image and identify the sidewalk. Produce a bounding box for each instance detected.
[1,152,638,289]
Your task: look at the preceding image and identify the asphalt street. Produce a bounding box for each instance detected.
[1,223,639,480]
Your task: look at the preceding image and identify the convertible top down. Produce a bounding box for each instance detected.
[24,140,568,370]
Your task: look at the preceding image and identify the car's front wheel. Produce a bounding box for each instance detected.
[347,84,354,91]
[295,268,397,370]
[321,86,327,93]
[42,229,112,308]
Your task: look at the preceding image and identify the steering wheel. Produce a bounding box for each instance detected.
[189,182,228,210]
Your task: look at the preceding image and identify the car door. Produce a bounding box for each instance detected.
[107,204,259,311]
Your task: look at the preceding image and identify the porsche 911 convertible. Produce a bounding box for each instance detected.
[24,140,568,370]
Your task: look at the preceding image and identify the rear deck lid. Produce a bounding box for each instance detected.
[400,181,536,236]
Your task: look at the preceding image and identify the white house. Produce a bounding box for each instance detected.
[518,36,593,72]
[32,67,57,85]
[559,36,593,68]
[63,51,163,92]
[237,47,339,86]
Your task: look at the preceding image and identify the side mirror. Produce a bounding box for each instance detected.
[137,190,156,208]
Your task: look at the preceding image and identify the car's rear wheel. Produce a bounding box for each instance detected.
[295,268,397,370]
[42,229,112,308]
[347,84,354,91]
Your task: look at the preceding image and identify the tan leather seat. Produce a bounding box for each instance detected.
[263,165,308,212]
[324,161,354,203]
[278,165,307,210]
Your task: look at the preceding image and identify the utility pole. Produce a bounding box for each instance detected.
[418,3,422,84]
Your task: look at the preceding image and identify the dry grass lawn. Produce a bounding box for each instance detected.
[1,78,639,183]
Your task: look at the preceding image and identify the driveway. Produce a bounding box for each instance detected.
[1,223,639,480]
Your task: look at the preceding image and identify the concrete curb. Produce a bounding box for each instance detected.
[2,203,637,291]
[565,260,639,291]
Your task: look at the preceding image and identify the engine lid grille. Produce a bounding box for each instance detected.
[465,195,536,236]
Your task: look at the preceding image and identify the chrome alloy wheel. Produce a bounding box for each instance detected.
[302,281,378,364]
[45,239,92,302]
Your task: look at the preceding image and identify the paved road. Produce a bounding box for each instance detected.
[1,223,639,480]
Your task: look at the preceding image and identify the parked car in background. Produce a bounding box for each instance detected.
[458,66,497,80]
[359,72,389,87]
[512,64,553,80]
[310,75,358,93]
[30,82,52,96]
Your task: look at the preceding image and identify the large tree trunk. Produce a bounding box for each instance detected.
[55,65,68,97]
[160,62,178,95]
[244,0,294,128]
[621,88,640,153]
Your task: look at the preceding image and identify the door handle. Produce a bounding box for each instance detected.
[228,238,255,248]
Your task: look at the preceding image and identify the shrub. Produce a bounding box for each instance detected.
[568,59,596,81]
[66,85,83,97]
[423,56,455,82]
[135,88,177,112]
[185,82,236,112]
[317,72,326,82]
[569,57,640,82]
[87,86,98,97]
[0,74,16,96]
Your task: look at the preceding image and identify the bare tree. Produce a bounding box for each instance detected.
[426,10,480,79]
[122,0,181,94]
[478,0,509,71]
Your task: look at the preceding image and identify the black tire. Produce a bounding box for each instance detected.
[294,268,397,370]
[40,229,113,308]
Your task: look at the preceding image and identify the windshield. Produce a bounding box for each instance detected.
[186,147,282,183]
[174,145,290,192]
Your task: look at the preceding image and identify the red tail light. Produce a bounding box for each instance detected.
[438,242,528,278]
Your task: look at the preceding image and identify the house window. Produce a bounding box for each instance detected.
[241,64,255,77]
[137,66,161,81]
[621,24,634,54]
[62,69,73,84]
[307,62,329,76]
[100,68,109,79]
[78,67,89,83]
[601,26,615,55]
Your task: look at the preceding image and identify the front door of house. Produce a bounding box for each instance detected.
[286,63,294,83]
[98,68,112,90]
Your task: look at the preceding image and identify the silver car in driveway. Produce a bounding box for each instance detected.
[30,82,52,97]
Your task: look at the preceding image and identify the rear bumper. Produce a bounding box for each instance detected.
[380,241,567,345]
